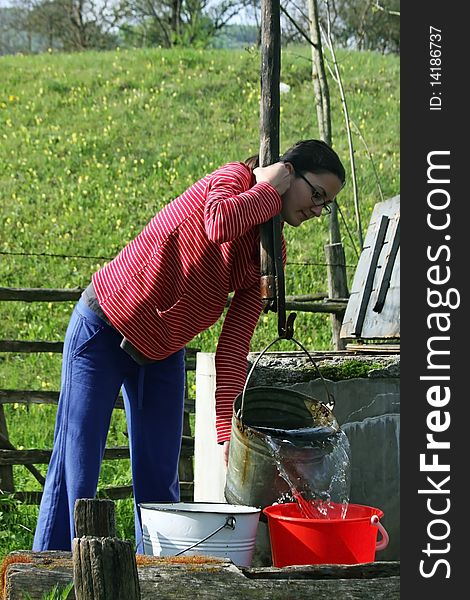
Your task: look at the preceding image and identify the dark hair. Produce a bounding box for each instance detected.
[243,154,260,170]
[281,139,346,185]
[244,139,346,185]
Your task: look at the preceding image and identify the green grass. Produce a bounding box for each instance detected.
[0,44,399,559]
[24,582,74,600]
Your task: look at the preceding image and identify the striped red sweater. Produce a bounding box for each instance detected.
[93,161,284,443]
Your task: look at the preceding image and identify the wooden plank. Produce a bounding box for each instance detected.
[13,490,124,505]
[285,293,328,302]
[243,561,400,579]
[0,389,84,407]
[1,286,331,307]
[346,344,400,354]
[373,218,400,313]
[0,287,83,302]
[3,554,400,600]
[0,437,194,465]
[341,196,400,340]
[0,341,198,366]
[359,245,400,338]
[8,481,194,504]
[0,340,65,353]
[0,447,128,465]
[285,300,347,313]
[5,565,74,600]
[0,389,196,414]
[137,571,400,599]
[352,215,389,336]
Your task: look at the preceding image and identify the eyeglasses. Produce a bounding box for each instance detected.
[295,170,333,214]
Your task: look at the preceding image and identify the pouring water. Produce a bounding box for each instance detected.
[253,425,351,519]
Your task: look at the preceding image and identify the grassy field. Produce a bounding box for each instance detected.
[0,44,399,558]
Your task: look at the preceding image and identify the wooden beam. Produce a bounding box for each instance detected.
[0,340,64,353]
[0,390,195,416]
[8,481,194,504]
[0,286,83,302]
[0,437,194,465]
[0,286,332,306]
[243,561,400,579]
[3,553,400,600]
[0,340,198,362]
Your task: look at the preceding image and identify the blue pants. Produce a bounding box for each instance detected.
[33,300,185,552]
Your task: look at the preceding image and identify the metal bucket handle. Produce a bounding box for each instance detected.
[174,515,236,556]
[237,336,335,423]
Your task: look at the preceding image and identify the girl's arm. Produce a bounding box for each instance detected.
[214,282,263,443]
[204,162,282,244]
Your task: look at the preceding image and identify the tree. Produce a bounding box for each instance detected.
[326,0,400,53]
[117,0,253,48]
[9,0,120,52]
[275,0,399,53]
[0,5,34,54]
[26,0,68,49]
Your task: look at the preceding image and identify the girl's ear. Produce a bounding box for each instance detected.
[283,161,295,174]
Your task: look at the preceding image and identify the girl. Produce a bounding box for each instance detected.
[33,139,345,551]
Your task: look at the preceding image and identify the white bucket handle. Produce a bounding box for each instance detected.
[174,515,236,556]
[371,514,389,552]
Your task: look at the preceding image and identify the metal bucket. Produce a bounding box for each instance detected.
[139,502,261,567]
[224,386,340,509]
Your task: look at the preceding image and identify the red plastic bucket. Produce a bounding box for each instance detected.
[263,502,389,567]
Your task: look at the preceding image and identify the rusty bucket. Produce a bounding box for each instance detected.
[224,385,340,509]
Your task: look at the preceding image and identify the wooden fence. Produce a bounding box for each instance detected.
[0,286,347,505]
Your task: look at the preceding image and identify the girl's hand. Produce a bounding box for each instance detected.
[223,440,230,468]
[253,162,292,196]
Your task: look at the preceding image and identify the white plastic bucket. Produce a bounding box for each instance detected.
[139,502,261,567]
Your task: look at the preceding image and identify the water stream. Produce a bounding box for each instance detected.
[253,425,351,519]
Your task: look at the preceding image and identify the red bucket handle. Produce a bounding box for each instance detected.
[371,514,389,552]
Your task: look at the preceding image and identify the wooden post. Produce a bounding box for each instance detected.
[73,537,140,600]
[0,405,15,492]
[72,499,140,599]
[325,243,348,350]
[259,0,280,166]
[259,0,281,311]
[74,498,116,538]
[0,430,45,486]
[179,407,195,500]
